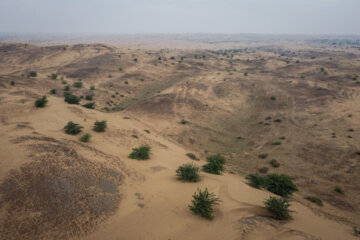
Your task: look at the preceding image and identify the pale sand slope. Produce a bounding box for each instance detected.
[0,93,356,240]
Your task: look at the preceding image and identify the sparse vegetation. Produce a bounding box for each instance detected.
[64,85,70,91]
[189,188,221,220]
[245,174,264,188]
[264,196,293,220]
[85,94,93,100]
[79,133,91,142]
[186,153,199,161]
[176,163,200,182]
[270,159,280,168]
[28,71,37,78]
[82,102,95,109]
[258,153,268,159]
[73,81,83,88]
[202,154,226,175]
[64,121,83,135]
[334,186,344,194]
[50,89,56,94]
[270,96,276,100]
[128,146,150,160]
[90,85,95,90]
[50,73,57,80]
[272,141,281,145]
[144,129,150,133]
[34,96,48,108]
[93,120,107,132]
[10,81,15,86]
[353,226,360,236]
[259,167,269,174]
[304,196,323,206]
[180,119,189,124]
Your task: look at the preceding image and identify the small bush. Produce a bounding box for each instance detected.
[272,141,281,146]
[64,85,70,91]
[334,186,344,194]
[79,133,91,142]
[353,226,360,236]
[244,72,248,76]
[64,93,80,104]
[176,163,200,182]
[258,153,268,159]
[304,196,323,206]
[180,119,189,124]
[85,94,93,100]
[259,167,269,174]
[189,188,221,220]
[90,85,95,90]
[50,73,57,80]
[246,174,264,188]
[82,102,95,109]
[62,80,67,85]
[64,121,83,135]
[34,96,48,108]
[144,129,150,133]
[28,71,37,77]
[264,196,293,220]
[50,89,56,94]
[264,174,298,197]
[270,159,280,168]
[128,146,150,160]
[73,82,82,88]
[93,120,107,132]
[10,81,15,86]
[270,96,276,100]
[202,154,226,175]
[186,153,199,161]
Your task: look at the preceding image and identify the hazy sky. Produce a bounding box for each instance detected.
[0,0,359,35]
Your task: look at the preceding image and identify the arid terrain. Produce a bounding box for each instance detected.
[0,35,360,239]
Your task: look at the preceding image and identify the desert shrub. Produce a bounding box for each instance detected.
[202,154,226,175]
[34,96,48,108]
[176,163,200,182]
[189,188,221,220]
[246,174,264,188]
[180,119,189,124]
[90,85,95,90]
[73,81,82,88]
[50,89,56,94]
[264,196,293,220]
[274,118,282,123]
[10,81,15,86]
[128,146,150,160]
[244,72,248,76]
[50,73,57,80]
[93,120,107,132]
[258,153,268,159]
[272,141,281,146]
[144,129,150,133]
[304,196,323,206]
[61,80,67,84]
[270,159,280,168]
[64,93,80,104]
[263,174,298,197]
[79,133,91,142]
[353,226,360,236]
[119,67,123,71]
[133,58,138,62]
[186,153,199,161]
[270,96,276,100]
[64,121,83,135]
[82,102,95,109]
[28,71,37,77]
[259,167,269,174]
[334,186,344,194]
[85,94,93,100]
[64,85,70,91]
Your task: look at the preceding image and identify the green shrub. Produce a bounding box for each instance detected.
[270,159,280,168]
[93,120,107,132]
[73,81,82,88]
[259,167,269,174]
[304,196,323,206]
[85,94,93,100]
[50,89,56,94]
[28,71,37,77]
[263,174,298,197]
[202,154,226,175]
[258,153,268,159]
[176,163,200,182]
[270,96,276,100]
[264,196,293,220]
[10,81,15,86]
[144,129,150,133]
[246,173,298,197]
[64,121,83,135]
[62,80,67,85]
[272,141,282,146]
[50,73,57,80]
[82,102,95,109]
[334,186,344,194]
[34,96,48,108]
[186,153,199,161]
[79,133,91,142]
[128,146,150,160]
[180,119,189,124]
[64,85,70,91]
[189,188,221,220]
[90,85,95,90]
[64,93,80,104]
[246,174,264,188]
[353,226,360,236]
[244,72,248,76]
